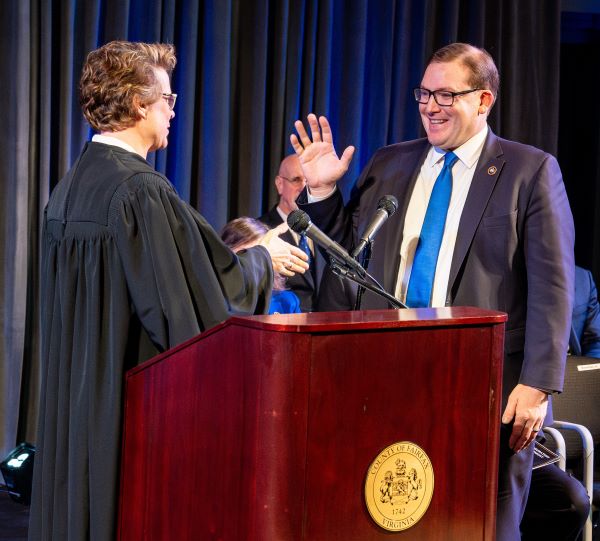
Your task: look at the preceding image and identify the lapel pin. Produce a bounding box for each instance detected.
[487,166,497,176]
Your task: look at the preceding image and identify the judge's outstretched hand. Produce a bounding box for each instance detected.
[259,223,309,277]
[290,114,355,197]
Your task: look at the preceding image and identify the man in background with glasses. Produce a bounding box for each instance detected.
[291,42,574,540]
[259,154,320,311]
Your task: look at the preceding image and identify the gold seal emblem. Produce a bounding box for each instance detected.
[487,165,497,175]
[364,441,434,532]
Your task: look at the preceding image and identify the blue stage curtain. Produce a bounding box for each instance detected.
[0,0,561,455]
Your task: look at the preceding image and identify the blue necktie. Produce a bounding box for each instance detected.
[298,234,312,266]
[406,151,458,308]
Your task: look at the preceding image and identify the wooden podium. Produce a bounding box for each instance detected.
[118,307,505,540]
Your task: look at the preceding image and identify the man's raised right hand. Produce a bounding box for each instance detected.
[290,113,355,198]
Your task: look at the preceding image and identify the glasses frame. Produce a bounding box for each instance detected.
[277,174,306,185]
[413,87,480,107]
[162,93,178,110]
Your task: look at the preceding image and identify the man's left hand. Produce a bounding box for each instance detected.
[501,384,549,452]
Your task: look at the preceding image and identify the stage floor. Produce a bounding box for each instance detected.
[0,486,28,541]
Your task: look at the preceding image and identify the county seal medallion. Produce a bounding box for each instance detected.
[364,441,434,532]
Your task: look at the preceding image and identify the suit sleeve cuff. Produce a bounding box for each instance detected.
[306,185,337,202]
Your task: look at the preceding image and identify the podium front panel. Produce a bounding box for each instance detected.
[119,307,504,540]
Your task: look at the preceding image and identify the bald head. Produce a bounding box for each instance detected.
[275,154,306,215]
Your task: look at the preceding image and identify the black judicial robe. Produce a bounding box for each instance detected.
[29,142,273,541]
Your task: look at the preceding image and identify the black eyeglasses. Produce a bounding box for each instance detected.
[161,93,178,110]
[278,175,306,185]
[413,87,480,107]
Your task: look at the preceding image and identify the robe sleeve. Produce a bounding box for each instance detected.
[110,172,273,351]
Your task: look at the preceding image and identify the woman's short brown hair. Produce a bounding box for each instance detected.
[79,41,176,132]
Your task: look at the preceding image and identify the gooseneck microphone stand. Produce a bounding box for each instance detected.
[353,241,372,310]
[328,238,405,310]
[286,208,406,309]
[330,258,406,309]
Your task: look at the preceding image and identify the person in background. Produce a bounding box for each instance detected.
[30,40,307,541]
[570,265,600,357]
[521,265,600,539]
[521,459,590,540]
[222,217,302,314]
[259,154,320,312]
[290,42,574,540]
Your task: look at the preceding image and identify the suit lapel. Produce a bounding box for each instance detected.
[383,142,430,292]
[266,207,284,227]
[447,131,505,297]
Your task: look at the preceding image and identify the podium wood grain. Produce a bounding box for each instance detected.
[119,307,505,540]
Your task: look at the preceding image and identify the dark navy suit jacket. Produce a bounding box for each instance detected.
[299,130,575,416]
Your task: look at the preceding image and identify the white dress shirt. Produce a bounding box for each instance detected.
[394,125,489,307]
[92,134,138,154]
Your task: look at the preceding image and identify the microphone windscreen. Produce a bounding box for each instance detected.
[287,209,311,234]
[378,195,398,216]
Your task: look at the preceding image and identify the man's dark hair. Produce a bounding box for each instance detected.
[429,43,499,98]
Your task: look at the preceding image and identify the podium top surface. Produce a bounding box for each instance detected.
[229,306,506,333]
[126,307,506,377]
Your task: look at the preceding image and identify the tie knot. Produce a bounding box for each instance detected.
[443,151,458,169]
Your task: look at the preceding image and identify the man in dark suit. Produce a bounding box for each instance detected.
[290,43,574,540]
[259,154,319,311]
[570,265,600,357]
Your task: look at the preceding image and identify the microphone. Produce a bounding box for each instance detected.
[287,210,366,276]
[351,195,398,258]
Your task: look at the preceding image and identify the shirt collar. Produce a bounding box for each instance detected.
[427,124,489,169]
[92,134,138,155]
[276,206,289,223]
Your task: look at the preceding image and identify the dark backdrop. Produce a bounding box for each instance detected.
[0,0,580,459]
[559,11,600,278]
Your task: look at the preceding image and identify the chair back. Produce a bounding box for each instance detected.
[552,356,600,462]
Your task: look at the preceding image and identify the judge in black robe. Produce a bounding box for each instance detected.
[29,41,307,541]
